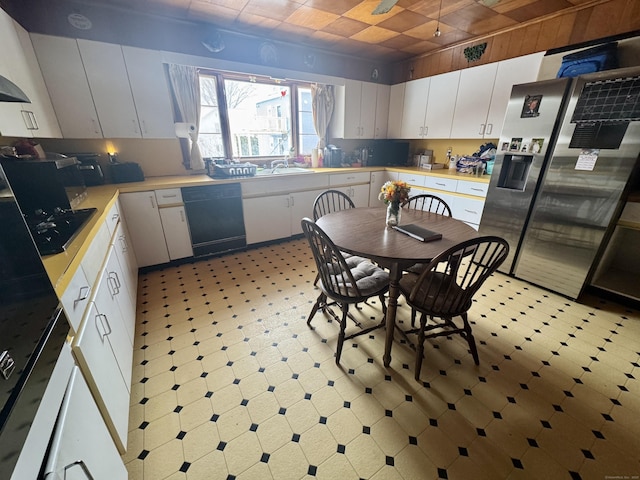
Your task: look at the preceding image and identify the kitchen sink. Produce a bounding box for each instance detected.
[255,167,314,176]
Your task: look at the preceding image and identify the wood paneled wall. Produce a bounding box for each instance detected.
[391,0,640,84]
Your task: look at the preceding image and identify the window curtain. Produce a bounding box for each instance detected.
[167,64,204,171]
[311,84,334,150]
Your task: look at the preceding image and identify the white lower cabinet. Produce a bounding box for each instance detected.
[329,172,371,207]
[159,206,193,260]
[243,188,326,243]
[120,191,170,267]
[43,367,127,480]
[72,247,133,454]
[333,184,370,208]
[243,195,291,244]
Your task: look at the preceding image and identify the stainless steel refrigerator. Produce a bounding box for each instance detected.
[479,67,640,299]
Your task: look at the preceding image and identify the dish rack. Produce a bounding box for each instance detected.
[207,161,256,178]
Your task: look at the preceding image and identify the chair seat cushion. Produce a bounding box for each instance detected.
[326,261,389,297]
[399,271,471,314]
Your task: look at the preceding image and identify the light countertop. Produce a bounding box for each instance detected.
[43,166,491,295]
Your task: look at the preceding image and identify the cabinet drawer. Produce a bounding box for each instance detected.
[105,201,121,238]
[329,171,370,186]
[60,266,92,334]
[424,176,458,192]
[155,188,183,205]
[452,196,485,225]
[456,180,488,197]
[398,172,426,187]
[81,222,110,285]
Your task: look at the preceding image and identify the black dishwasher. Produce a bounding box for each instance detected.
[181,183,246,257]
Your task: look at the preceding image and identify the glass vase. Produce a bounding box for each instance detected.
[386,201,401,227]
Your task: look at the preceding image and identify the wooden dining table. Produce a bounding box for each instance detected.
[315,207,479,367]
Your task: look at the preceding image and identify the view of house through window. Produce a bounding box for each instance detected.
[197,73,319,160]
[225,79,291,158]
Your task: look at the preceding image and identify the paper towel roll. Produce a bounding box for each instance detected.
[311,148,319,168]
[175,122,196,138]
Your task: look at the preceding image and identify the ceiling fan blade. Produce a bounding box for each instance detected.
[372,0,399,15]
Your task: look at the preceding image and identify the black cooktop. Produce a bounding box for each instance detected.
[26,207,97,256]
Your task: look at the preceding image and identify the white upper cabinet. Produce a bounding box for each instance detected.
[399,77,430,139]
[450,62,498,139]
[451,53,544,139]
[387,83,405,139]
[424,70,460,139]
[121,46,175,138]
[484,52,545,137]
[0,12,60,138]
[397,70,460,139]
[374,84,390,139]
[31,34,103,138]
[31,35,177,139]
[331,80,387,139]
[77,39,141,138]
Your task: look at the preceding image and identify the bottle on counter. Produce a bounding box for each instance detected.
[449,155,457,171]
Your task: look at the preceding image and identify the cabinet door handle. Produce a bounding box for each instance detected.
[150,195,157,209]
[30,112,39,130]
[96,313,112,341]
[424,126,428,137]
[91,118,101,135]
[179,210,185,222]
[486,123,493,135]
[419,126,423,136]
[74,285,91,307]
[119,235,128,253]
[290,196,295,207]
[435,182,446,187]
[479,124,486,135]
[465,209,478,215]
[141,120,147,135]
[111,212,120,222]
[471,187,484,192]
[161,194,177,199]
[108,272,120,295]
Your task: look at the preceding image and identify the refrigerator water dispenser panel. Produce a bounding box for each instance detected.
[497,154,534,191]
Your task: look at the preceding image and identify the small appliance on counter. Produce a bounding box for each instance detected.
[68,153,105,186]
[323,145,343,167]
[109,161,145,183]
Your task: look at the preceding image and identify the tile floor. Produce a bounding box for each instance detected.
[123,237,640,480]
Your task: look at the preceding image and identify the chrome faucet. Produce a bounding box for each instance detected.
[270,159,288,172]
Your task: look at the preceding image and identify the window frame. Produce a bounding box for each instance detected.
[198,69,314,162]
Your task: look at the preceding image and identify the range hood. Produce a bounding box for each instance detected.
[0,75,30,103]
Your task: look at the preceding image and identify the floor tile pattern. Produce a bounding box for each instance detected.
[124,237,640,480]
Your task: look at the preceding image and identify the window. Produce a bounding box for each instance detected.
[198,75,224,157]
[197,72,319,160]
[298,87,319,156]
